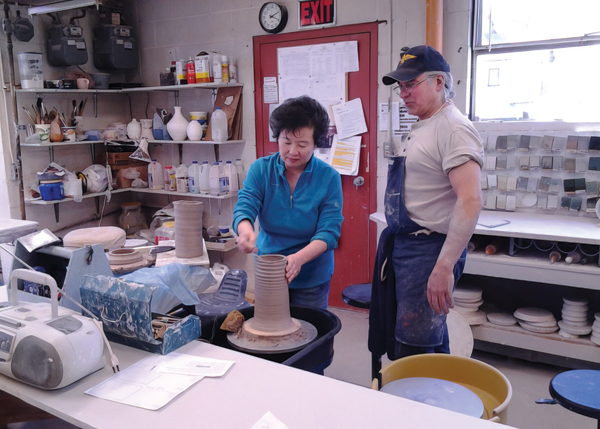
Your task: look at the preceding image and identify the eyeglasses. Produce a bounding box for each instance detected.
[392,75,434,95]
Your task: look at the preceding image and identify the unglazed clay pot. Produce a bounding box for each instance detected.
[166,106,189,141]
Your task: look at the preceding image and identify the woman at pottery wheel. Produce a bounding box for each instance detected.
[232,96,343,310]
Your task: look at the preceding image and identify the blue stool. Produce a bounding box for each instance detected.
[341,283,371,309]
[550,369,600,428]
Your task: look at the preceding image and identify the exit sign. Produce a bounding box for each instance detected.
[298,0,336,29]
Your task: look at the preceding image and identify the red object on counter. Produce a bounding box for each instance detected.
[186,60,196,84]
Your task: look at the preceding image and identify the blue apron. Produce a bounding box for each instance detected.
[384,156,466,348]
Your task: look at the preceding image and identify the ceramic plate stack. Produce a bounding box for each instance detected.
[453,286,486,325]
[557,298,592,339]
[513,307,558,334]
[591,313,600,346]
[487,312,518,327]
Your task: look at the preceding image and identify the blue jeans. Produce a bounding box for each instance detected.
[289,280,330,310]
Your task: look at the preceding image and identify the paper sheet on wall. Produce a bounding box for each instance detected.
[379,103,389,131]
[277,41,357,109]
[331,98,367,139]
[329,135,361,176]
[263,77,279,104]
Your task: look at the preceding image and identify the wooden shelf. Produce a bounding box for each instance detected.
[147,139,244,145]
[21,140,102,147]
[472,322,600,364]
[130,188,236,199]
[25,188,236,204]
[15,82,243,94]
[25,188,129,205]
[464,251,600,290]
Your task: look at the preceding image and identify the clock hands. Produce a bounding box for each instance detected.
[269,11,280,18]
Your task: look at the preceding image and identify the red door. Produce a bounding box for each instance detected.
[253,22,378,308]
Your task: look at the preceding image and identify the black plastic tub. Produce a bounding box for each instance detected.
[201,306,341,374]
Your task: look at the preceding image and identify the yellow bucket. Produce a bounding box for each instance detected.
[372,354,512,423]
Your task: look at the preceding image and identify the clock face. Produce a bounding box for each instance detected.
[259,2,288,33]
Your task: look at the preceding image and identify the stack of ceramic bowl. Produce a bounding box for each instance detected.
[486,312,518,327]
[591,313,600,346]
[513,307,558,334]
[453,286,486,325]
[557,298,592,339]
[243,254,301,337]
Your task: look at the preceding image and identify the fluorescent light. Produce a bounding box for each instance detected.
[28,0,102,16]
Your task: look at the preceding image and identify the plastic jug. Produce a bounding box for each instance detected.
[176,164,188,193]
[211,107,228,142]
[188,161,200,193]
[224,161,239,195]
[148,159,164,190]
[155,221,175,244]
[199,161,211,194]
[17,52,43,89]
[164,165,173,191]
[209,162,223,196]
[234,159,246,189]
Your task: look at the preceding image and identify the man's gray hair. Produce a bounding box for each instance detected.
[425,71,455,100]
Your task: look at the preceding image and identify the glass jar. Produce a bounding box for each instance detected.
[118,202,147,236]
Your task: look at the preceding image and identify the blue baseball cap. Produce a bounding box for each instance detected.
[382,45,450,85]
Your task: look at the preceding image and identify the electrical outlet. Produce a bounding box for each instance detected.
[10,163,18,181]
[383,141,394,158]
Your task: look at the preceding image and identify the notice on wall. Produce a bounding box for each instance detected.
[331,98,367,139]
[329,135,361,176]
[277,41,358,110]
[263,77,279,104]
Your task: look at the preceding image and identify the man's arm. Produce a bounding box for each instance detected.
[427,159,483,314]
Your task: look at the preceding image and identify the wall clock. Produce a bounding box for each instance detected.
[259,2,288,34]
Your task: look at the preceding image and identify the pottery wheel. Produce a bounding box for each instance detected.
[227,318,318,354]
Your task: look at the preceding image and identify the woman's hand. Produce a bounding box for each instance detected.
[285,253,304,284]
[236,220,258,254]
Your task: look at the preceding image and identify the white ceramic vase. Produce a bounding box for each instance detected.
[166,106,189,141]
[126,118,141,140]
[187,120,203,141]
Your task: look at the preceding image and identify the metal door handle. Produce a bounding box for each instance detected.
[353,176,365,188]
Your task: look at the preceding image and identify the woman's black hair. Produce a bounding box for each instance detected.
[269,96,329,146]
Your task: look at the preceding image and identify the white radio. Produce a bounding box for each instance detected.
[0,269,105,389]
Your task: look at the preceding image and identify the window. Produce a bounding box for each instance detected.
[472,0,600,122]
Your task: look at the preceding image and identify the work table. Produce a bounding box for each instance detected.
[0,340,510,428]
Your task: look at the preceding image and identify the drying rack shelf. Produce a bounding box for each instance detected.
[472,322,600,364]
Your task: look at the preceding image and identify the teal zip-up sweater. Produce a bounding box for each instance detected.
[232,153,343,289]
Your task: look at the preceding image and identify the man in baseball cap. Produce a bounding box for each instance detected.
[369,45,485,361]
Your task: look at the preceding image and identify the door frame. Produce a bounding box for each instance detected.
[252,22,379,303]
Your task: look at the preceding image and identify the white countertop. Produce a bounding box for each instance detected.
[370,211,600,245]
[0,341,509,429]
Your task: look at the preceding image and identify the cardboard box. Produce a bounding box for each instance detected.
[112,165,148,189]
[206,237,236,251]
[95,147,147,168]
[80,275,201,355]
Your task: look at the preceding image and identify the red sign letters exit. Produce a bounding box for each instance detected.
[299,0,336,28]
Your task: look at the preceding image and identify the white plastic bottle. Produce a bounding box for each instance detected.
[199,161,211,194]
[188,161,200,193]
[164,166,173,191]
[211,107,228,142]
[148,159,164,190]
[209,162,222,196]
[224,160,239,195]
[234,159,246,189]
[176,163,188,193]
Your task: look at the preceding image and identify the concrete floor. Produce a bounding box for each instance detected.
[324,307,596,429]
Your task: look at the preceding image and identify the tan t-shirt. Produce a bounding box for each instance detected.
[401,101,484,234]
